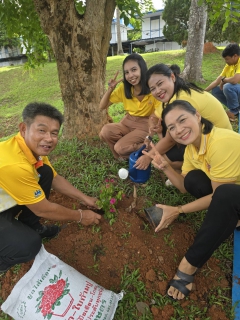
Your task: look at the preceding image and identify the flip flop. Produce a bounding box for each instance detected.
[167,269,196,299]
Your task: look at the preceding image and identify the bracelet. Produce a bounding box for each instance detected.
[221,76,226,83]
[77,209,83,223]
[178,205,184,214]
[146,135,153,141]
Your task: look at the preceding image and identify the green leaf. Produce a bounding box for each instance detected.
[63,289,70,295]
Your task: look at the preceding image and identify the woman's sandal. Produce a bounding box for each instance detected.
[167,268,196,299]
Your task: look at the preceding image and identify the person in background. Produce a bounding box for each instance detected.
[135,63,232,176]
[0,102,101,275]
[99,53,160,160]
[205,43,240,122]
[145,100,240,300]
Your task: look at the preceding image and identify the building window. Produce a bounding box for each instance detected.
[150,16,160,38]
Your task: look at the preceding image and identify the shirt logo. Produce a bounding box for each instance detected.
[34,189,42,198]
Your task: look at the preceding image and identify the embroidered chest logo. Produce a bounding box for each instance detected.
[34,189,42,198]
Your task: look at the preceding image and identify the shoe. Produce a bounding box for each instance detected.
[167,269,196,300]
[37,225,61,239]
[226,110,238,122]
[165,179,173,187]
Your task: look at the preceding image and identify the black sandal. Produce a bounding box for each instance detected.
[167,269,196,299]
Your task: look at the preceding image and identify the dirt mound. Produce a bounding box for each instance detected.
[204,42,218,54]
[0,191,231,319]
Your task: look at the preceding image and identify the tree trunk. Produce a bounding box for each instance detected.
[181,0,207,83]
[116,7,124,55]
[33,0,115,139]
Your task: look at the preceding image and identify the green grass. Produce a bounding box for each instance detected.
[0,48,235,320]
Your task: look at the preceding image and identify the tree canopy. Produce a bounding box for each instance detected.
[162,0,240,45]
[162,0,190,45]
[0,0,155,139]
[0,21,20,48]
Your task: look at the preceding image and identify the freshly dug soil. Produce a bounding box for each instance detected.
[0,191,231,320]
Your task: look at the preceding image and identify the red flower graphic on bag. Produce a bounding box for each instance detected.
[35,270,70,319]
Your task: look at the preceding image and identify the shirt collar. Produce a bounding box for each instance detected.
[191,126,212,156]
[14,132,43,169]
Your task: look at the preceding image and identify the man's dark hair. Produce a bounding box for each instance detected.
[122,53,150,99]
[162,100,213,135]
[222,43,240,58]
[22,102,64,126]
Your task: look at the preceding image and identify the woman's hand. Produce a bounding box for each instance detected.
[154,204,179,232]
[134,154,152,170]
[149,116,162,136]
[142,142,170,171]
[108,71,123,90]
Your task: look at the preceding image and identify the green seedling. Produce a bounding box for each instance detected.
[163,232,175,248]
[91,225,101,234]
[13,264,21,274]
[121,232,131,239]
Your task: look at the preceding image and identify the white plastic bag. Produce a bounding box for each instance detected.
[1,245,123,319]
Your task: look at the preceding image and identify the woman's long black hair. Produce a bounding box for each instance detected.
[162,100,213,135]
[123,53,150,99]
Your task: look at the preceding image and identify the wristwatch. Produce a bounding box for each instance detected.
[221,77,226,83]
[146,135,153,141]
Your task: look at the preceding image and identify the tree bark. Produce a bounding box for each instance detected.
[116,7,124,55]
[33,0,116,139]
[182,0,207,83]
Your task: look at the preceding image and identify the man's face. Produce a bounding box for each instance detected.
[20,115,60,159]
[224,54,239,65]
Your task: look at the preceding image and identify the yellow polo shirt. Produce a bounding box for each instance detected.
[110,82,161,117]
[0,133,57,212]
[221,57,240,81]
[182,127,240,183]
[154,89,232,130]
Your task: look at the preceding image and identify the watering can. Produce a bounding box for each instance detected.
[129,144,151,183]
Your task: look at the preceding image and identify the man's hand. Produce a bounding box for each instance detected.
[154,204,179,232]
[82,195,99,209]
[81,210,101,226]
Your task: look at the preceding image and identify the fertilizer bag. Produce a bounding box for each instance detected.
[1,245,123,320]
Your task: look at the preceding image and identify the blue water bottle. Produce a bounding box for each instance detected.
[129,145,151,183]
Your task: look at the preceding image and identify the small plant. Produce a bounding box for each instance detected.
[96,178,124,225]
[13,264,21,274]
[163,232,175,248]
[91,225,101,234]
[121,232,131,239]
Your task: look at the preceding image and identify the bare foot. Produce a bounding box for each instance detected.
[167,257,197,300]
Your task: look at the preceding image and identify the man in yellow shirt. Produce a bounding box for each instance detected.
[205,43,240,122]
[0,102,101,275]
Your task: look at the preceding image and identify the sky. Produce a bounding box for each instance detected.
[152,0,164,10]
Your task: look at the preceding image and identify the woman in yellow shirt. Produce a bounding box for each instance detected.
[146,100,240,301]
[135,63,232,171]
[99,53,160,160]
